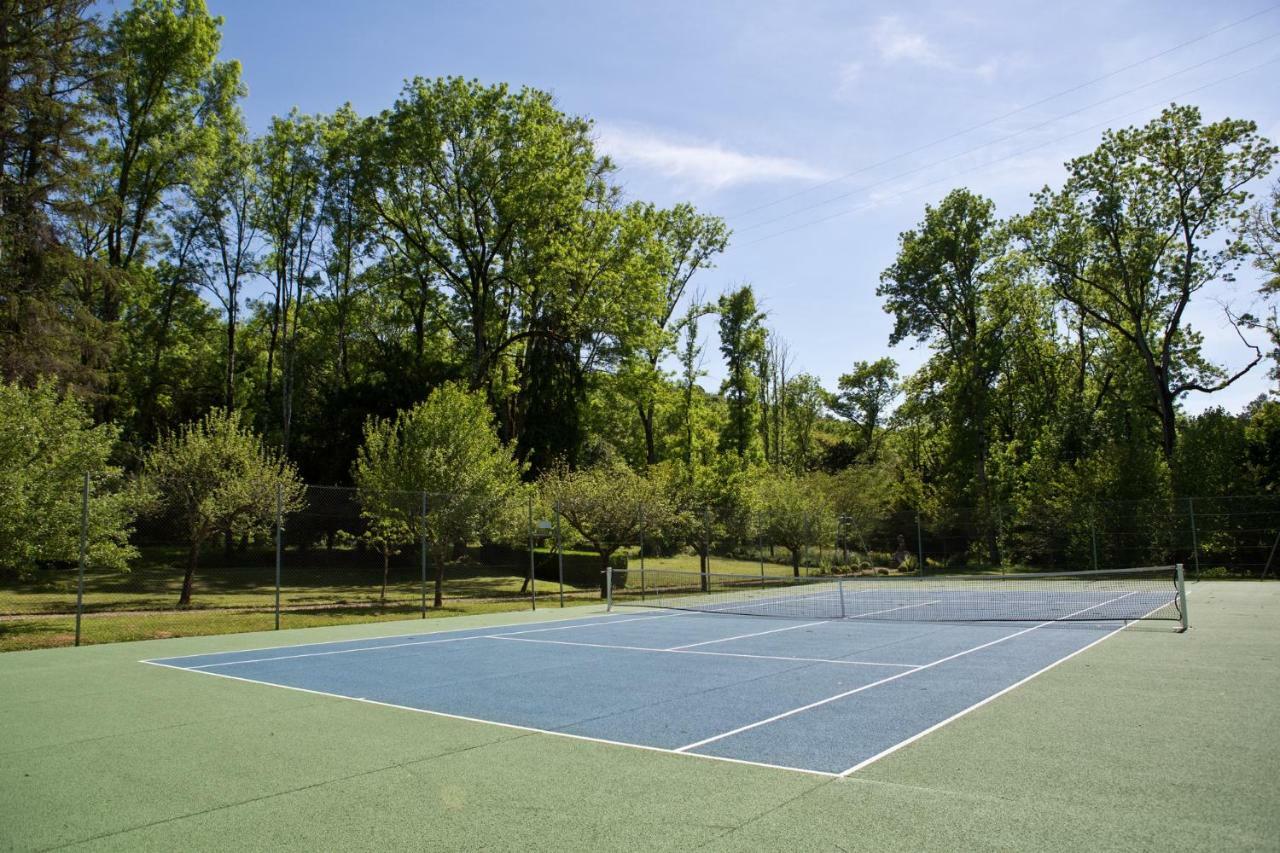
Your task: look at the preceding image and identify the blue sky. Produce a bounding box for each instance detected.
[192,0,1280,412]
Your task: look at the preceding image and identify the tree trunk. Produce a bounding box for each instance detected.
[792,549,800,578]
[433,547,446,608]
[381,548,389,606]
[179,542,199,607]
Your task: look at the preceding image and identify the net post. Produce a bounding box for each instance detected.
[605,564,613,612]
[274,482,282,631]
[1089,508,1099,571]
[1176,562,1188,632]
[75,472,89,647]
[527,492,536,612]
[420,491,428,619]
[701,505,711,593]
[555,502,565,608]
[1187,498,1201,581]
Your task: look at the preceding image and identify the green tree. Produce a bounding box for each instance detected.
[0,0,102,388]
[352,383,522,607]
[879,188,1009,562]
[784,373,829,471]
[833,358,899,460]
[754,473,835,577]
[539,458,676,577]
[717,285,766,461]
[0,380,136,576]
[1021,105,1277,460]
[139,408,303,606]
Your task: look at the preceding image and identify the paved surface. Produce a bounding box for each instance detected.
[2,582,1276,851]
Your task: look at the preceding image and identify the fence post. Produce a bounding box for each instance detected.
[555,502,565,608]
[702,505,711,592]
[1187,498,1201,580]
[915,511,925,577]
[74,473,89,647]
[1090,509,1099,571]
[274,482,282,631]
[837,576,846,619]
[639,507,646,603]
[420,492,428,619]
[605,564,613,611]
[527,493,536,611]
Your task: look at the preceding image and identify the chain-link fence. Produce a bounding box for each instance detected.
[3,480,1277,651]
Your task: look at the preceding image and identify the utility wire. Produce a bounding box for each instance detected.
[728,3,1280,221]
[742,55,1280,246]
[737,30,1280,234]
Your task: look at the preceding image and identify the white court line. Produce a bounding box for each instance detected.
[837,593,1182,777]
[140,659,838,779]
[666,620,828,650]
[165,612,687,670]
[673,591,1141,753]
[846,600,942,619]
[486,635,921,668]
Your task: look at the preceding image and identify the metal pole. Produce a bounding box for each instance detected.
[74,473,88,647]
[605,564,613,611]
[758,531,765,579]
[1090,511,1099,571]
[527,493,536,611]
[555,503,564,608]
[1176,562,1189,632]
[639,508,646,603]
[837,576,846,619]
[1187,498,1201,581]
[420,492,428,618]
[274,482,282,631]
[915,511,925,577]
[702,505,711,592]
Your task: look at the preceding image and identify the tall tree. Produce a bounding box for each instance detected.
[717,284,766,461]
[0,0,102,387]
[255,109,323,453]
[878,188,1008,562]
[1021,105,1276,460]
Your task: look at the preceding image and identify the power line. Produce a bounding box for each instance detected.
[742,55,1280,246]
[736,31,1280,234]
[727,3,1280,222]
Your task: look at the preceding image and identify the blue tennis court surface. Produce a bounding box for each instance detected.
[144,606,1161,777]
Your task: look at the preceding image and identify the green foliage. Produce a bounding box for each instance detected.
[833,358,899,460]
[0,381,137,575]
[539,457,677,569]
[353,383,523,606]
[717,285,766,461]
[138,407,303,604]
[753,473,836,576]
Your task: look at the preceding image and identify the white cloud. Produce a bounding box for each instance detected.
[872,16,944,67]
[595,124,827,190]
[836,60,864,96]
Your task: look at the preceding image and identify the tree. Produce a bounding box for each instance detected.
[138,408,303,606]
[255,110,323,452]
[539,457,675,576]
[1242,179,1279,294]
[1021,105,1277,460]
[754,473,835,577]
[717,284,766,460]
[0,380,136,576]
[784,373,829,471]
[90,0,241,317]
[878,188,1008,562]
[0,0,102,388]
[352,383,522,607]
[833,358,899,460]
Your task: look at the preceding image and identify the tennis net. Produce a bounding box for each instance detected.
[607,564,1187,628]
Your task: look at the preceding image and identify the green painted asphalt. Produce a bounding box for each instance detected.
[1,584,1276,851]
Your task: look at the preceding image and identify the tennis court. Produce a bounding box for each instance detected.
[145,566,1187,776]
